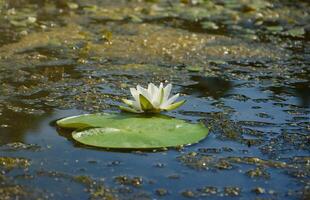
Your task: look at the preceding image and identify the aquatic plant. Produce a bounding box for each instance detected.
[120,83,186,113]
[55,83,208,149]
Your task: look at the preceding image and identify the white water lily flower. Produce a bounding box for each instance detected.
[120,83,186,113]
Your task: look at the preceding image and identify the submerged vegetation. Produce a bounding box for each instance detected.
[0,0,309,199]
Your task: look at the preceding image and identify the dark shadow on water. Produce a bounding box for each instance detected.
[267,81,310,108]
[182,75,232,99]
[0,107,52,145]
[292,81,310,107]
[143,17,226,35]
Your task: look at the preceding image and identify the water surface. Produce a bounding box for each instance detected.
[0,0,309,199]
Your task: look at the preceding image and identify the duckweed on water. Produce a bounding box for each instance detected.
[251,187,265,194]
[114,176,144,187]
[155,188,168,196]
[246,167,270,179]
[37,170,117,200]
[0,142,41,151]
[74,176,116,200]
[223,186,241,197]
[0,157,30,171]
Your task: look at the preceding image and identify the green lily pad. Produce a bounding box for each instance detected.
[266,26,283,33]
[57,113,208,149]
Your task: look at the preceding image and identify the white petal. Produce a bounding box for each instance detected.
[157,83,164,99]
[161,93,179,108]
[152,83,163,108]
[148,83,157,102]
[147,83,153,94]
[137,85,151,101]
[132,100,142,111]
[130,88,139,101]
[152,83,159,91]
[130,88,141,109]
[163,83,172,102]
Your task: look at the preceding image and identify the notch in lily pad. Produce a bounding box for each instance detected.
[56,113,208,149]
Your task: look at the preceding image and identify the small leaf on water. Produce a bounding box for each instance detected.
[187,66,204,72]
[201,21,219,30]
[284,27,305,37]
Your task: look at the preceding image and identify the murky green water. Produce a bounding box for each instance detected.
[0,0,309,199]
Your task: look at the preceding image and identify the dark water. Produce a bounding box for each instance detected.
[0,0,309,199]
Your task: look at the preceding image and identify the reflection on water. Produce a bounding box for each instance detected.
[267,81,310,108]
[0,63,78,145]
[292,81,310,107]
[0,107,51,145]
[183,75,232,99]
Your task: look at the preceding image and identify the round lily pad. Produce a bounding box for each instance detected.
[56,113,208,149]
